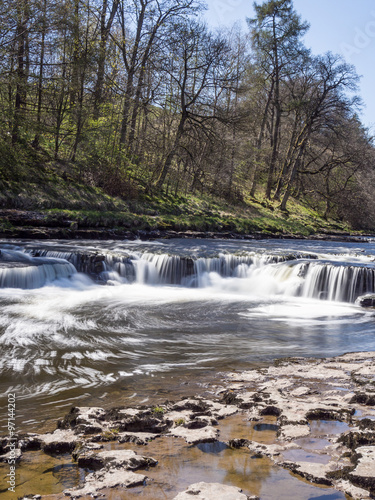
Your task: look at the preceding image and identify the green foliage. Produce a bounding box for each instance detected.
[0,0,372,230]
[100,429,119,441]
[152,406,165,415]
[174,418,185,426]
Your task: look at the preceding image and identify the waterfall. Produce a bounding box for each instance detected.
[0,249,76,289]
[259,259,375,302]
[300,261,375,302]
[3,243,375,303]
[134,253,195,284]
[24,246,312,287]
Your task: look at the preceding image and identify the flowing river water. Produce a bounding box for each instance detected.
[0,237,375,498]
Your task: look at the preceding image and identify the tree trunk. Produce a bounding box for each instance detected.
[280,141,306,211]
[265,77,280,199]
[265,16,281,200]
[12,0,29,144]
[119,1,146,148]
[156,112,187,190]
[250,80,274,197]
[93,0,119,119]
[32,0,47,148]
[273,116,299,200]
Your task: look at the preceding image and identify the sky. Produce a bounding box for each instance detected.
[204,0,375,131]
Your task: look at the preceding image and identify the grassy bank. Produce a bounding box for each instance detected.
[0,144,354,238]
[0,182,353,238]
[39,193,352,237]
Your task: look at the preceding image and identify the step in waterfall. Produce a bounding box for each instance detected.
[0,249,76,289]
[1,244,374,303]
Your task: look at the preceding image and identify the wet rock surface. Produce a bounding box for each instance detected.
[64,468,148,498]
[4,351,375,499]
[223,351,375,499]
[356,293,375,308]
[173,482,258,500]
[64,449,157,497]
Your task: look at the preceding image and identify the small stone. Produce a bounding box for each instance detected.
[0,448,21,463]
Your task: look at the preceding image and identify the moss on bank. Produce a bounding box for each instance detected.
[38,190,352,237]
[0,144,353,237]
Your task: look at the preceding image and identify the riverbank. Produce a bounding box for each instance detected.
[0,208,365,242]
[1,351,375,499]
[0,158,361,241]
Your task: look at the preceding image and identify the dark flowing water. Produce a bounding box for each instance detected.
[0,237,375,433]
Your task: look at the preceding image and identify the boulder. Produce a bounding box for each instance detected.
[355,294,375,308]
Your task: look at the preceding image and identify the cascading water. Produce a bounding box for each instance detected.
[1,237,375,435]
[300,261,375,302]
[3,242,375,303]
[0,248,76,289]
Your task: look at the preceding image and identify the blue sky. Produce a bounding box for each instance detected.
[204,0,375,131]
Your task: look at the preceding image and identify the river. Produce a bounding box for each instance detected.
[0,237,374,434]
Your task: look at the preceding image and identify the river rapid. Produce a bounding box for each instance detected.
[0,237,375,433]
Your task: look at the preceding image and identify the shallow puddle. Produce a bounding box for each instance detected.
[219,414,279,444]
[358,413,375,420]
[0,451,84,498]
[294,437,332,451]
[0,414,350,499]
[309,420,350,436]
[282,448,331,464]
[120,433,348,500]
[253,423,279,433]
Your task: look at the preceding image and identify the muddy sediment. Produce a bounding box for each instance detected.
[1,351,375,499]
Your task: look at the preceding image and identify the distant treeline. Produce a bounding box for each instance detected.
[1,0,374,227]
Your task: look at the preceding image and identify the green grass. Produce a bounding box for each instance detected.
[0,140,353,237]
[37,192,352,236]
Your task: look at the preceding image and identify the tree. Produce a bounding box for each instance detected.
[279,53,359,210]
[12,0,30,144]
[92,0,120,119]
[248,0,309,198]
[154,20,230,190]
[116,0,199,151]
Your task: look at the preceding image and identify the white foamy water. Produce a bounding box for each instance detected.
[1,238,375,429]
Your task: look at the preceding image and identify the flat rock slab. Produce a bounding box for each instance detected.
[64,469,147,498]
[335,479,373,499]
[173,482,257,500]
[77,449,157,470]
[282,461,334,486]
[169,425,218,444]
[279,424,311,440]
[65,449,157,497]
[349,446,375,490]
[117,431,158,445]
[37,429,79,453]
